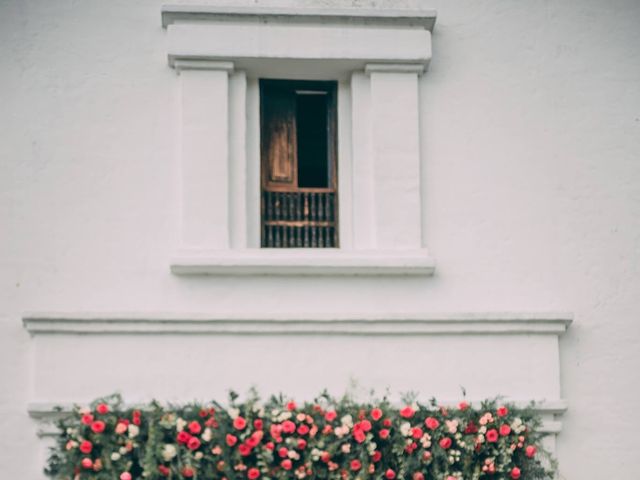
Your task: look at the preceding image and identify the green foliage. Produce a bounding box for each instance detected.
[45,391,555,480]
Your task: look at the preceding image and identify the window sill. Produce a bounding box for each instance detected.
[170,249,435,276]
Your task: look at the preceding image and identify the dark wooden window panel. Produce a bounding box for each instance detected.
[260,79,338,248]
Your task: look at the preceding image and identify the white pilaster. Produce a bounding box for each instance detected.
[367,63,424,250]
[178,61,234,249]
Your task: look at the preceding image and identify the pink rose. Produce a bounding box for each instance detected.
[79,440,92,454]
[188,421,202,434]
[81,414,94,425]
[499,424,511,436]
[81,458,93,469]
[96,403,109,415]
[458,401,470,411]
[350,460,362,471]
[525,445,537,458]
[248,468,260,479]
[187,437,201,450]
[439,437,452,449]
[282,420,296,434]
[120,473,132,480]
[233,416,247,430]
[425,417,440,430]
[510,467,521,479]
[385,469,396,479]
[400,406,415,418]
[486,429,499,442]
[281,459,292,470]
[371,408,383,421]
[286,401,297,411]
[379,429,390,439]
[226,434,237,447]
[324,411,337,422]
[411,427,423,439]
[91,420,106,433]
[497,406,509,417]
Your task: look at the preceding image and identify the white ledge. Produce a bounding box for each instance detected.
[23,312,572,336]
[28,399,566,438]
[161,5,437,31]
[170,249,436,276]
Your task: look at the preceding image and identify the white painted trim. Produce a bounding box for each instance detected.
[169,249,436,275]
[161,5,438,31]
[173,59,234,72]
[28,399,566,438]
[22,312,572,336]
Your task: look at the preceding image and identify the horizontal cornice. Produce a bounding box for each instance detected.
[161,5,437,31]
[23,312,572,336]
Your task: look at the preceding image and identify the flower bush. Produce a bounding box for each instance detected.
[46,391,555,480]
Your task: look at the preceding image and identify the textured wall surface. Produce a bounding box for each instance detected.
[1,0,640,478]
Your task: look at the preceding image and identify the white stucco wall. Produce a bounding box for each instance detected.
[1,0,639,478]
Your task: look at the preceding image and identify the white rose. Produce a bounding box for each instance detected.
[341,415,353,427]
[119,447,127,455]
[128,424,140,438]
[341,443,351,453]
[176,418,187,432]
[228,408,240,419]
[201,428,213,442]
[195,452,203,460]
[162,444,177,461]
[400,422,412,437]
[111,452,121,461]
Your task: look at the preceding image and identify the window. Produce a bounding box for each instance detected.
[260,79,338,248]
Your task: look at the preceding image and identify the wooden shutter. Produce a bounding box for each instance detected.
[261,84,297,190]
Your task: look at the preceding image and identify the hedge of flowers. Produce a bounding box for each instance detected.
[46,392,555,480]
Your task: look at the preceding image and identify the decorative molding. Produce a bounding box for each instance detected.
[173,59,234,72]
[365,63,426,75]
[161,5,437,32]
[23,312,572,336]
[170,249,436,276]
[28,399,567,438]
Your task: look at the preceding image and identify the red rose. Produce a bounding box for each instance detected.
[324,411,337,422]
[354,429,366,443]
[411,427,423,439]
[372,451,382,462]
[525,445,537,458]
[182,466,194,478]
[226,434,238,447]
[278,447,289,458]
[385,468,396,479]
[238,444,251,456]
[265,442,275,450]
[297,439,307,450]
[248,467,260,479]
[281,459,292,470]
[91,420,106,433]
[254,419,263,430]
[405,442,417,454]
[350,460,362,471]
[499,424,511,436]
[464,421,478,434]
[486,429,499,442]
[158,465,170,476]
[187,437,201,450]
[282,420,296,434]
[321,452,331,463]
[286,401,297,411]
[439,437,452,449]
[81,458,93,469]
[297,424,310,435]
[458,401,470,411]
[79,441,92,454]
[188,421,202,434]
[497,406,509,417]
[132,410,141,426]
[510,467,521,479]
[233,416,247,430]
[379,429,390,439]
[382,418,392,427]
[81,414,94,425]
[120,473,132,480]
[96,403,109,415]
[413,473,425,480]
[425,417,439,430]
[399,406,415,418]
[177,431,191,444]
[371,408,383,421]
